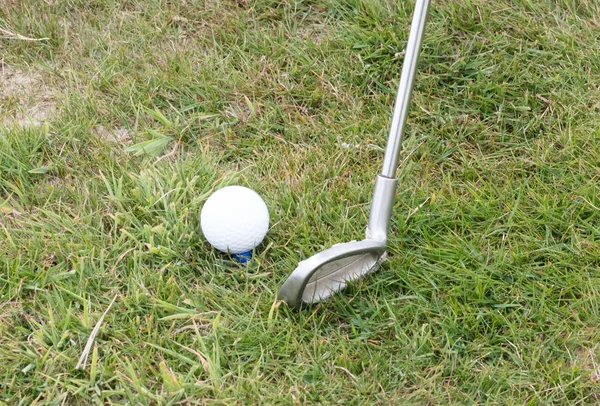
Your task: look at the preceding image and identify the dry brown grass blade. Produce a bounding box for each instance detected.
[0,27,49,41]
[76,295,118,370]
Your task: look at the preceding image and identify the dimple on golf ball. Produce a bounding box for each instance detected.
[200,186,269,255]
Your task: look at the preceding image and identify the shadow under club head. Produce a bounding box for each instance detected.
[277,240,387,310]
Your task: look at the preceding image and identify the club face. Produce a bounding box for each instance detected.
[278,240,387,310]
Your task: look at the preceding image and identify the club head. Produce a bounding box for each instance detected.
[278,240,387,310]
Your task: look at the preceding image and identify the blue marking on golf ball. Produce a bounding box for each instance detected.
[232,251,252,263]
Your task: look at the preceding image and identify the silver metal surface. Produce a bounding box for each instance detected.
[278,240,387,309]
[278,0,430,309]
[381,0,430,178]
[366,175,398,243]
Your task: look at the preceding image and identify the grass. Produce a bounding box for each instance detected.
[1,0,600,403]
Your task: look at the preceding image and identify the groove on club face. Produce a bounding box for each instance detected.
[278,240,387,309]
[301,251,385,303]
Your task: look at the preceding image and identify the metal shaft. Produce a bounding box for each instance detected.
[366,0,430,241]
[380,0,431,178]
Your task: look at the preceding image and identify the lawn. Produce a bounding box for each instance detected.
[1,0,600,404]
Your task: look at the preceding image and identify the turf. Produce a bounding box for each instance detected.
[1,0,600,404]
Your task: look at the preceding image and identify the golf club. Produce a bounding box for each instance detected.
[278,0,431,309]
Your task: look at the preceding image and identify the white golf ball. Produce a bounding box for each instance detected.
[200,186,269,254]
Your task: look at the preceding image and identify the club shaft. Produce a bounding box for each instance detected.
[380,0,431,178]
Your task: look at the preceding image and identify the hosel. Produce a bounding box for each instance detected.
[366,175,398,243]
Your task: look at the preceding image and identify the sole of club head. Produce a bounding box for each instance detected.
[278,240,387,310]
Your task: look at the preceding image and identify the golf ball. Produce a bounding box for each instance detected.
[200,186,269,254]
